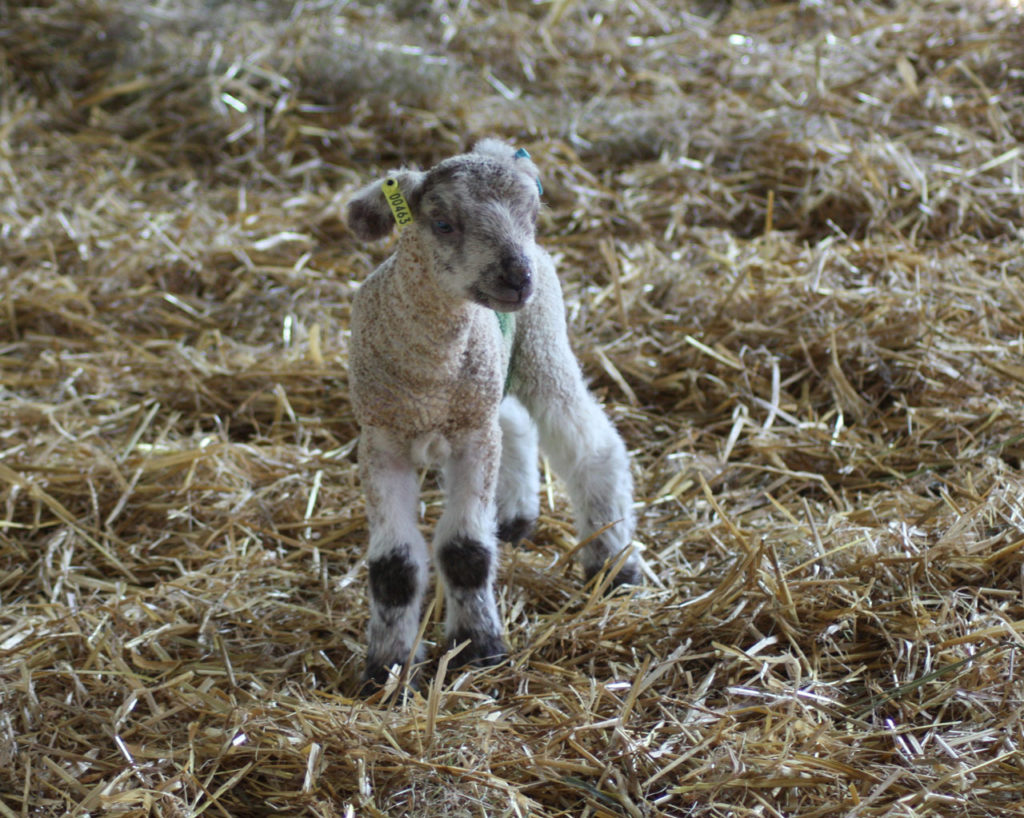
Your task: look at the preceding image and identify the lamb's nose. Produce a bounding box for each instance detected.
[499,252,533,297]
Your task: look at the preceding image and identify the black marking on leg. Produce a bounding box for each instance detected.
[438,536,491,590]
[368,546,418,608]
[497,516,535,546]
[447,629,508,668]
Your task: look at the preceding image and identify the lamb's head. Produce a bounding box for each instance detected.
[346,139,543,312]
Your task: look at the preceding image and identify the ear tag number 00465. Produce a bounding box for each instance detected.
[382,178,413,229]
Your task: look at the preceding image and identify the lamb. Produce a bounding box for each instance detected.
[345,139,641,691]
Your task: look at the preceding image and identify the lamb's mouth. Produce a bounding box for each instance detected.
[471,287,531,312]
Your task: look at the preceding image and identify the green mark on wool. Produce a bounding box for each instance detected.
[496,310,514,342]
[496,311,516,395]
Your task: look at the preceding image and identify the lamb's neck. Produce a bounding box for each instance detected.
[392,234,477,347]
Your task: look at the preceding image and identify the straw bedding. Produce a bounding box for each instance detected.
[2,0,1023,815]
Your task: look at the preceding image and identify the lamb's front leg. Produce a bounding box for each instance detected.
[359,428,430,691]
[435,423,507,667]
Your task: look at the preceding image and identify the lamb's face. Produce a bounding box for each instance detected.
[413,158,540,312]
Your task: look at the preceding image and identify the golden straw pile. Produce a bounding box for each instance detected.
[2,0,1023,815]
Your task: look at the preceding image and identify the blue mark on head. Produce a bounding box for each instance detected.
[514,148,543,197]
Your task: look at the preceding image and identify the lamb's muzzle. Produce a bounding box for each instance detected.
[345,138,642,695]
[478,249,533,310]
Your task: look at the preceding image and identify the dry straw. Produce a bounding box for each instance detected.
[2,0,1023,815]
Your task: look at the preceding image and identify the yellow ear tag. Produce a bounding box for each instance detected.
[382,178,413,230]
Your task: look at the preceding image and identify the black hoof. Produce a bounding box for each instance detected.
[584,560,642,592]
[359,661,419,699]
[497,516,535,546]
[447,631,508,668]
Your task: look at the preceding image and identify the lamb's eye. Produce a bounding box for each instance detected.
[433,220,454,234]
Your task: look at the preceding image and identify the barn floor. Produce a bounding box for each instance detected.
[2,1,1023,815]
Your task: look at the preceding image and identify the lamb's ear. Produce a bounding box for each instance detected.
[346,169,425,241]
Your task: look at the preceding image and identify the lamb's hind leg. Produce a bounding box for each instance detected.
[531,392,641,589]
[360,428,429,691]
[510,254,641,589]
[496,396,540,545]
[435,423,507,666]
